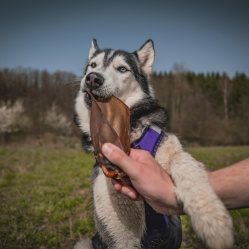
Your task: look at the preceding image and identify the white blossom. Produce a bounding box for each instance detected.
[0,100,31,133]
[44,103,72,136]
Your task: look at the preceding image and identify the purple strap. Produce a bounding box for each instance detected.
[132,126,164,157]
[131,126,174,248]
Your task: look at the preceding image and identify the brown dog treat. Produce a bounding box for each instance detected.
[88,91,131,186]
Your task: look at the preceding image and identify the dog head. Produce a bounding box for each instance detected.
[75,39,157,151]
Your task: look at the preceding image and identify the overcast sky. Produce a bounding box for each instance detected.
[0,0,248,77]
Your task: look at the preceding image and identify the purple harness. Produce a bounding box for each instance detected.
[132,125,172,248]
[132,125,165,158]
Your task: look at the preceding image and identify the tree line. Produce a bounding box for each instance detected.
[151,66,249,145]
[0,67,249,145]
[0,68,79,142]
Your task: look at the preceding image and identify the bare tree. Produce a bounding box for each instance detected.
[219,73,232,122]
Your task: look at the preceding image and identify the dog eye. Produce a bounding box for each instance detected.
[90,62,97,68]
[117,67,128,73]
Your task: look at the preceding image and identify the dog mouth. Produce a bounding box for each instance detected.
[84,90,110,108]
[84,91,92,108]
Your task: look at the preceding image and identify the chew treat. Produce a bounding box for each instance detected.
[88,91,131,185]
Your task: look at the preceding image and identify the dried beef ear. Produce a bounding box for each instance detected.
[88,91,131,186]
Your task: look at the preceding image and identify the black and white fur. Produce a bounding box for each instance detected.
[74,39,233,249]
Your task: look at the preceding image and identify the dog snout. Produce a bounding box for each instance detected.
[85,72,104,90]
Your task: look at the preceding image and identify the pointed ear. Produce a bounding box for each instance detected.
[89,39,99,59]
[135,39,155,76]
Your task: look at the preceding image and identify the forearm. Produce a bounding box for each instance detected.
[209,158,249,209]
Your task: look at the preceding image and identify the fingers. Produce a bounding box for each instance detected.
[102,143,139,177]
[104,144,144,200]
[112,179,122,191]
[121,186,141,200]
[113,179,141,200]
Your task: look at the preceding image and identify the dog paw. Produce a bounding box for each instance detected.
[187,199,233,249]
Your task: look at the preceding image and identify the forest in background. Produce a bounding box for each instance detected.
[0,67,249,146]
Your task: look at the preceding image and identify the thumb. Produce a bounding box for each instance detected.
[102,143,136,176]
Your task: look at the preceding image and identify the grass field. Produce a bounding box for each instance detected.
[0,136,248,249]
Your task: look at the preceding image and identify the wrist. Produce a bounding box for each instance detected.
[150,174,184,215]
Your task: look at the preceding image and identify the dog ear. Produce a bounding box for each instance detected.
[135,39,155,76]
[89,39,99,59]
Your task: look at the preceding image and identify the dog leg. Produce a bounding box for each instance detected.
[156,135,233,249]
[170,152,233,249]
[91,167,145,249]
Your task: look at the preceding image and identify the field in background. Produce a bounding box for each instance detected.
[0,136,248,248]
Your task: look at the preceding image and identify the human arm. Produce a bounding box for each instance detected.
[102,143,183,215]
[102,143,249,214]
[209,157,249,210]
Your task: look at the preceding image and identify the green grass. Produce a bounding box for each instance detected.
[186,146,249,171]
[0,140,95,248]
[0,139,248,248]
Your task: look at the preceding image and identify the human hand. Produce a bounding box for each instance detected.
[102,143,183,215]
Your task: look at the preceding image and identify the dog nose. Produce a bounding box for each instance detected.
[85,73,104,90]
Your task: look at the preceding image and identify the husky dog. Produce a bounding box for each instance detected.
[74,39,233,249]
